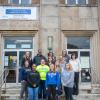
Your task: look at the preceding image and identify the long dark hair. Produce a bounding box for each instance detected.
[71,53,77,59]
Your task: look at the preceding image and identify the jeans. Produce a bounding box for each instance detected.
[20,80,28,100]
[73,72,79,95]
[47,85,56,100]
[64,86,73,100]
[28,87,39,100]
[38,80,46,100]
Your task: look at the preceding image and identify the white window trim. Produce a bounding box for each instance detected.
[65,0,88,5]
[76,0,78,4]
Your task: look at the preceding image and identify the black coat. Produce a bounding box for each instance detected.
[27,70,40,88]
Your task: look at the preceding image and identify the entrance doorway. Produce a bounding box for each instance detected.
[67,37,91,83]
[3,36,34,84]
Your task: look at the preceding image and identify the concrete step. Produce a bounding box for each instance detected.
[1,94,100,100]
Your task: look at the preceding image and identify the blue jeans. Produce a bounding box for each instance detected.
[38,80,46,100]
[28,87,39,100]
[64,86,73,100]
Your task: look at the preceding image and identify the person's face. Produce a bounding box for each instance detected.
[50,64,55,71]
[26,52,30,58]
[62,50,67,56]
[66,64,70,70]
[41,59,45,65]
[59,56,63,62]
[38,49,42,55]
[32,64,36,71]
[25,61,29,67]
[72,55,76,60]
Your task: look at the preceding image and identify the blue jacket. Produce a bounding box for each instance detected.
[19,67,31,81]
[45,71,60,88]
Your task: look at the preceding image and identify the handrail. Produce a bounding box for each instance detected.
[0,69,9,100]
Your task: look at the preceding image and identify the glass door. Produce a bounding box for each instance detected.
[3,36,34,84]
[4,51,17,83]
[67,49,91,83]
[80,51,91,83]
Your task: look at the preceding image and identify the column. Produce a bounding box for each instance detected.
[40,0,61,56]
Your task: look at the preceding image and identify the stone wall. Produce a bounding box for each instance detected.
[60,7,98,30]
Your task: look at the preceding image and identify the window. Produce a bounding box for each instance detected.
[67,37,90,49]
[67,0,76,5]
[9,0,31,5]
[10,0,19,4]
[66,0,88,5]
[5,37,33,49]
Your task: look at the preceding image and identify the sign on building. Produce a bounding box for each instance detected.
[0,7,37,20]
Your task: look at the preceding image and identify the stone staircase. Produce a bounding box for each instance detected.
[1,83,100,100]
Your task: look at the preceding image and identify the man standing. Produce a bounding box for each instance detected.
[33,49,47,66]
[62,49,70,64]
[36,59,50,100]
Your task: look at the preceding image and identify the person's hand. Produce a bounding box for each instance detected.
[33,84,36,87]
[56,87,58,90]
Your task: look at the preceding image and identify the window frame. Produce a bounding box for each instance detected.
[65,0,89,5]
[8,0,32,5]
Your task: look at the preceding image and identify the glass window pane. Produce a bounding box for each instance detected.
[78,0,86,5]
[80,51,91,82]
[67,0,76,5]
[67,37,90,49]
[4,37,33,49]
[21,0,30,5]
[11,0,19,4]
[4,51,17,68]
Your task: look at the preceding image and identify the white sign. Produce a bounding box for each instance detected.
[80,57,90,68]
[7,44,16,49]
[21,44,31,49]
[0,7,37,20]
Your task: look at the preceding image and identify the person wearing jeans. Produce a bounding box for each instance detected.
[19,61,31,100]
[36,59,50,100]
[61,63,74,100]
[27,64,40,100]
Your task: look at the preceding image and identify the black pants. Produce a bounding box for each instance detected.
[47,85,56,100]
[64,86,73,100]
[38,80,46,99]
[73,72,79,95]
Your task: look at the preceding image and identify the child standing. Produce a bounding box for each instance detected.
[46,63,60,100]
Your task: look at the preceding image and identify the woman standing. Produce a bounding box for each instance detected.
[69,53,81,95]
[61,63,74,100]
[19,61,31,100]
[21,51,32,68]
[27,64,40,100]
[46,63,60,100]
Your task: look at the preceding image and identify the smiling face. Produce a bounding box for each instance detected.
[41,59,45,66]
[50,64,55,72]
[66,63,72,71]
[25,52,30,58]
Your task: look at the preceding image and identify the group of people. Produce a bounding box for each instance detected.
[19,49,81,100]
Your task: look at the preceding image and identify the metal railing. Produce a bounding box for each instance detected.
[0,69,9,100]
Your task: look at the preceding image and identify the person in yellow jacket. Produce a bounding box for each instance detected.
[36,59,50,100]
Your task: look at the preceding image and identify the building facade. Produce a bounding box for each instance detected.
[0,0,100,93]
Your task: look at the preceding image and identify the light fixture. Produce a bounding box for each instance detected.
[47,36,53,51]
